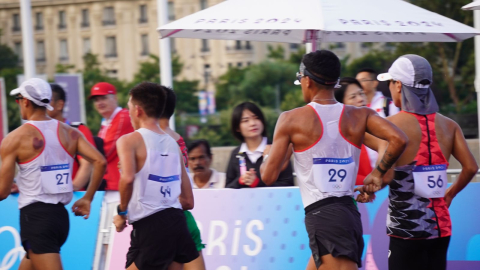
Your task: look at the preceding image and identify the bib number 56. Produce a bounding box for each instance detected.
[427,175,443,188]
[329,169,347,182]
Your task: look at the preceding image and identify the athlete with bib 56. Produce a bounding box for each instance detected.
[0,78,106,270]
[359,54,479,270]
[261,50,408,270]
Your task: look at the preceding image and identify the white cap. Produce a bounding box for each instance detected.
[377,54,432,89]
[10,78,54,111]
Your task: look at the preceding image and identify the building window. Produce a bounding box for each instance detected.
[139,5,148,23]
[170,38,176,53]
[237,62,243,67]
[105,36,117,58]
[59,39,69,61]
[247,62,252,66]
[107,69,118,78]
[200,0,208,9]
[58,11,67,29]
[81,9,90,27]
[168,2,175,21]
[35,12,44,31]
[201,39,209,52]
[141,34,149,56]
[290,43,299,50]
[103,7,116,26]
[245,41,252,50]
[36,41,45,62]
[14,42,22,60]
[83,38,91,55]
[235,40,242,50]
[228,63,232,68]
[12,14,21,32]
[335,42,345,49]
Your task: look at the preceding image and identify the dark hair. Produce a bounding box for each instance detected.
[301,50,341,88]
[50,83,66,102]
[357,68,377,80]
[129,82,166,119]
[335,77,363,103]
[231,102,267,142]
[160,87,176,119]
[188,139,212,157]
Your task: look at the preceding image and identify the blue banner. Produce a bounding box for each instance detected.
[0,192,104,270]
[313,157,354,164]
[147,174,180,182]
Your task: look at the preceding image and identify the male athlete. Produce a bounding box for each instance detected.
[261,50,407,270]
[158,86,207,270]
[0,78,106,270]
[113,82,198,270]
[362,54,478,270]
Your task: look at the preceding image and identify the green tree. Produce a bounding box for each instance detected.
[0,35,22,131]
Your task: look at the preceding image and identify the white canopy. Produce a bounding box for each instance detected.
[462,1,480,11]
[158,0,479,43]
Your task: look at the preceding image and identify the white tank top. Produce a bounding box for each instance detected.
[293,102,361,207]
[128,128,183,223]
[17,120,74,209]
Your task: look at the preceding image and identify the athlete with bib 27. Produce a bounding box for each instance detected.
[261,50,408,270]
[113,82,198,270]
[0,78,106,270]
[360,54,478,270]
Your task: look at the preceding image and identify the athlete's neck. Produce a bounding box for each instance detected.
[138,118,164,134]
[194,169,213,188]
[365,89,376,104]
[311,90,337,105]
[245,136,263,152]
[158,118,180,141]
[26,110,51,121]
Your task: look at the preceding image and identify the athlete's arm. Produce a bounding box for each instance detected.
[261,112,292,186]
[116,135,136,212]
[363,110,408,192]
[179,148,194,210]
[0,135,18,200]
[445,123,479,207]
[73,158,93,191]
[71,129,107,218]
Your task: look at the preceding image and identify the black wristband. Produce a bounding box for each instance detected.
[376,164,388,174]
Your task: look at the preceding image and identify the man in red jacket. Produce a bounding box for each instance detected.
[89,82,134,191]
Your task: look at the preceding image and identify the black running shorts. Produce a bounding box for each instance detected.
[126,208,199,270]
[305,196,364,268]
[389,236,450,270]
[20,202,70,256]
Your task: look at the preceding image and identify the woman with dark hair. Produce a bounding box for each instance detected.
[225,102,294,188]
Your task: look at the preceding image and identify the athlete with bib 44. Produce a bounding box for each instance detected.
[0,78,106,270]
[261,50,408,270]
[113,82,198,270]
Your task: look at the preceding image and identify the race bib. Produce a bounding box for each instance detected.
[413,164,447,198]
[312,157,355,192]
[142,174,181,206]
[40,164,73,194]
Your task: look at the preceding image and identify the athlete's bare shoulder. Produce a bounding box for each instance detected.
[117,131,142,149]
[435,113,460,130]
[278,105,316,127]
[343,105,377,122]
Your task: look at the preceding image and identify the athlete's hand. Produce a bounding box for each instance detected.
[363,171,383,193]
[72,198,91,219]
[444,188,456,208]
[354,186,376,203]
[114,215,127,232]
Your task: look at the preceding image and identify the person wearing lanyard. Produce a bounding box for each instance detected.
[89,82,134,191]
[359,54,478,270]
[225,102,294,188]
[260,50,407,270]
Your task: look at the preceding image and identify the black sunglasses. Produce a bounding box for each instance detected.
[15,96,24,104]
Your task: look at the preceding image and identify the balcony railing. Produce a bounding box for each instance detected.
[102,20,116,26]
[105,53,118,58]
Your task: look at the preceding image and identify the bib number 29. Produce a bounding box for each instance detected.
[56,173,70,185]
[329,169,347,182]
[427,175,443,188]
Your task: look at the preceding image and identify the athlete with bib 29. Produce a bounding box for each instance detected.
[261,50,408,270]
[0,78,106,270]
[113,82,198,270]
[360,54,478,270]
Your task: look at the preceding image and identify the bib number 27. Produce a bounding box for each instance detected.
[329,169,347,182]
[427,175,443,188]
[56,173,69,185]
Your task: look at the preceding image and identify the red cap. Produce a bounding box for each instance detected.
[89,82,117,99]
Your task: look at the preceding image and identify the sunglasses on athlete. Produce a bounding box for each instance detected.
[15,96,24,104]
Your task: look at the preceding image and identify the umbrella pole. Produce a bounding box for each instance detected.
[306,30,319,53]
[475,10,480,155]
